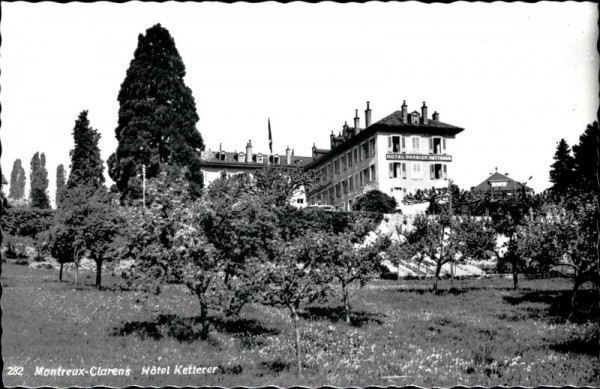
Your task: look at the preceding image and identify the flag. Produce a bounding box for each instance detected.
[268,118,273,154]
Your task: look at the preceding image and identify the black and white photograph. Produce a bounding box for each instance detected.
[1,1,599,387]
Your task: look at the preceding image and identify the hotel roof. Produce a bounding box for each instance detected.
[201,150,313,169]
[370,110,465,135]
[305,106,464,169]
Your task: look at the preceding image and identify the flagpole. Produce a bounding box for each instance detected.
[268,117,272,166]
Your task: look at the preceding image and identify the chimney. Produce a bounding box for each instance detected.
[245,140,252,162]
[286,145,291,164]
[433,111,439,121]
[421,102,428,124]
[312,143,317,159]
[354,109,360,133]
[401,100,408,123]
[330,131,336,149]
[365,101,372,128]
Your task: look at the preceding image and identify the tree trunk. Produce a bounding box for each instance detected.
[343,285,351,324]
[59,263,64,282]
[433,263,441,293]
[290,305,302,376]
[199,299,209,340]
[74,261,79,288]
[512,259,519,290]
[570,275,582,318]
[95,259,103,289]
[450,262,454,285]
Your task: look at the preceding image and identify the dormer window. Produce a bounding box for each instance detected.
[238,152,245,161]
[219,152,226,161]
[257,153,263,163]
[410,112,420,124]
[273,154,280,164]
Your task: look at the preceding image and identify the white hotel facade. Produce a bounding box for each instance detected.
[304,101,465,211]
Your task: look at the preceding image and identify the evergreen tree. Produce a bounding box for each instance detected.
[549,139,575,198]
[67,111,105,191]
[8,158,26,199]
[50,111,118,288]
[108,23,205,200]
[572,121,599,195]
[30,152,50,209]
[56,164,66,207]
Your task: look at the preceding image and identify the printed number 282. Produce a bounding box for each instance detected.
[7,367,24,376]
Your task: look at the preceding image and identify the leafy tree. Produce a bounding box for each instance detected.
[386,222,428,279]
[49,187,89,285]
[56,164,66,207]
[30,152,50,209]
[50,186,123,288]
[415,214,462,293]
[516,198,597,310]
[353,189,397,213]
[549,139,575,199]
[108,23,205,200]
[66,111,105,191]
[408,182,496,216]
[572,121,599,195]
[84,191,124,288]
[454,216,496,262]
[201,172,282,313]
[252,167,320,207]
[1,208,54,238]
[257,231,333,375]
[468,185,543,289]
[49,111,117,287]
[122,172,228,339]
[320,219,389,323]
[8,159,26,200]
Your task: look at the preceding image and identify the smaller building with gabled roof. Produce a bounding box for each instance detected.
[471,170,533,194]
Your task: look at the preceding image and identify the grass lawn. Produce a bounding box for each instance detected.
[2,262,599,387]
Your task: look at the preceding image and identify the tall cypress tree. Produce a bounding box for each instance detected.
[549,139,575,198]
[8,158,26,199]
[30,152,50,209]
[107,23,205,200]
[572,122,599,195]
[67,111,105,191]
[56,164,66,207]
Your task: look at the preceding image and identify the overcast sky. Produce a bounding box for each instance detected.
[1,2,598,205]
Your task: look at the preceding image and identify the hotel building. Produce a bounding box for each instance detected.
[200,141,313,207]
[304,101,465,211]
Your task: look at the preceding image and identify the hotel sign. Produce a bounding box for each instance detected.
[386,153,452,162]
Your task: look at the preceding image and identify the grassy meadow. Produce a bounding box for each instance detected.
[2,262,599,387]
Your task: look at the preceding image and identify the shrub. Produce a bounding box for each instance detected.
[280,207,383,239]
[353,189,398,213]
[1,207,54,237]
